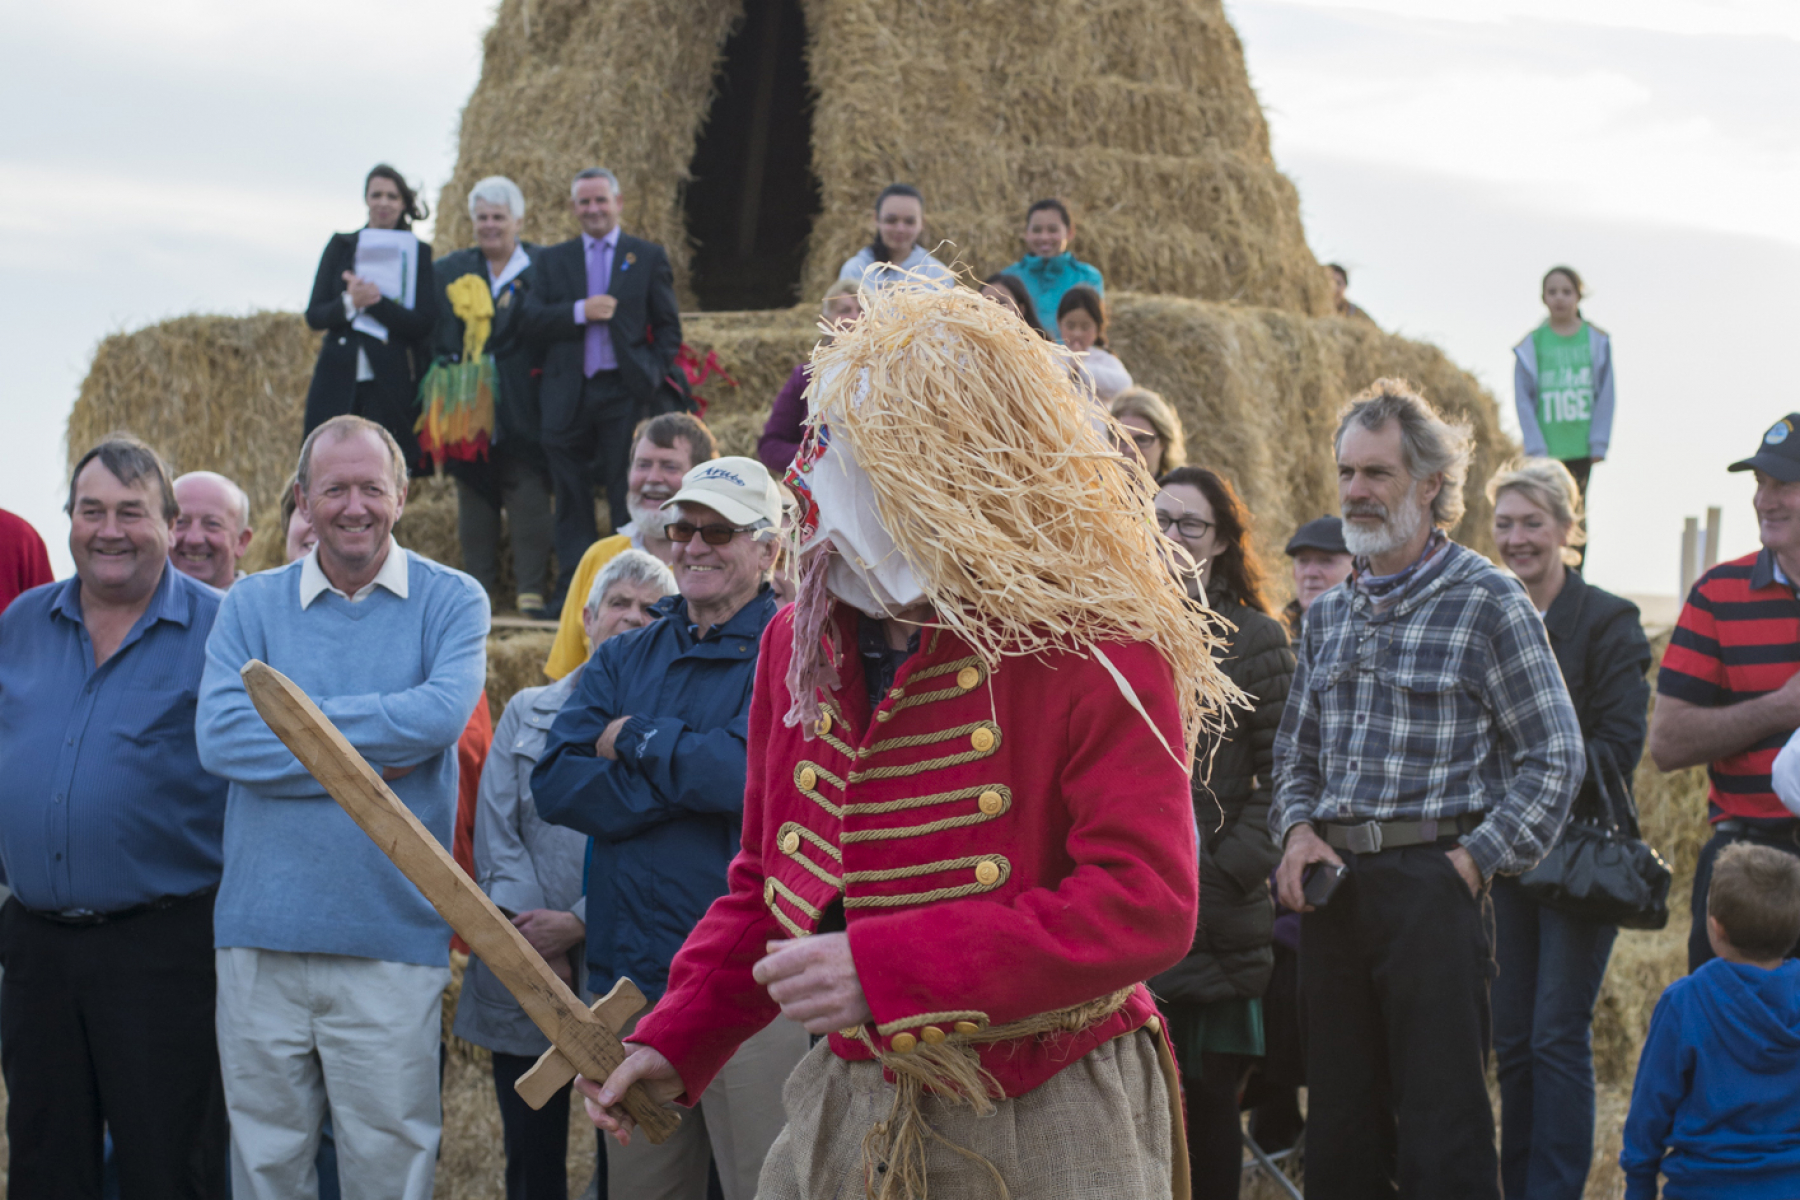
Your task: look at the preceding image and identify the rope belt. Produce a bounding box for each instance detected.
[847,986,1137,1200]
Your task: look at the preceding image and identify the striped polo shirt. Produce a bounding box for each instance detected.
[1657,548,1800,821]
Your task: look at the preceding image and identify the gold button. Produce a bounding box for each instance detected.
[781,830,801,854]
[839,1026,861,1039]
[921,1025,946,1044]
[978,790,1003,815]
[974,860,1000,886]
[816,712,832,736]
[1144,1015,1163,1035]
[956,666,980,690]
[890,1033,917,1054]
[970,727,995,752]
[798,767,818,791]
[954,1020,980,1035]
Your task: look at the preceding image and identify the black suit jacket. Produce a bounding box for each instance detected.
[302,231,438,458]
[518,232,681,417]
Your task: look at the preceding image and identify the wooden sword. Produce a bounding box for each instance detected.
[240,660,680,1143]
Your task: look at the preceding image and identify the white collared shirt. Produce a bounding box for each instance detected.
[489,243,530,295]
[299,538,411,608]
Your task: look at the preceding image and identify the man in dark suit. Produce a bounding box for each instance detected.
[520,167,682,603]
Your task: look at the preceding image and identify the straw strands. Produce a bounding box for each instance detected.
[801,279,1240,755]
[436,0,1333,313]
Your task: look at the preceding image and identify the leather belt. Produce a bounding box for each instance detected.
[22,885,216,928]
[1715,818,1800,848]
[1320,812,1484,855]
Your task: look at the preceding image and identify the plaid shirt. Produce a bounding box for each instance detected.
[1270,541,1583,877]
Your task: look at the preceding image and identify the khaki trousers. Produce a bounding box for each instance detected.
[215,947,451,1200]
[609,1015,813,1200]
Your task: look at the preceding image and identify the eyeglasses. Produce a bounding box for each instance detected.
[1156,512,1214,540]
[1128,430,1161,450]
[665,521,757,546]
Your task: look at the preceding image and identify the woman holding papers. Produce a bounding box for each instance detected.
[302,163,439,473]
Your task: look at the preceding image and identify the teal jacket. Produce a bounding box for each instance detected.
[1001,253,1104,342]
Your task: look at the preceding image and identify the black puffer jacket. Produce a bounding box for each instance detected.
[1152,585,1296,1006]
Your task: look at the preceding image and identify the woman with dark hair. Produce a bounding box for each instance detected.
[1002,198,1104,344]
[837,183,953,288]
[302,164,439,473]
[1058,285,1132,400]
[1513,265,1615,508]
[978,272,1049,338]
[1148,465,1293,1199]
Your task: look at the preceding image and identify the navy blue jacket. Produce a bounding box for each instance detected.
[532,587,778,999]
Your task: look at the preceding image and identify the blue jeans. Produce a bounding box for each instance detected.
[1492,876,1616,1200]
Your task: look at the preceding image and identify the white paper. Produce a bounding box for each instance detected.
[350,229,419,344]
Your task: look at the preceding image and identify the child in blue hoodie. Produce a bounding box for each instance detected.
[1002,198,1103,344]
[1621,843,1800,1199]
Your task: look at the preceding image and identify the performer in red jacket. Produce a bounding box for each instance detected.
[579,278,1236,1199]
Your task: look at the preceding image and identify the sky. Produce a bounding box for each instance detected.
[5,0,1797,598]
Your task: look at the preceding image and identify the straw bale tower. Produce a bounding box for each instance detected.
[438,0,1333,313]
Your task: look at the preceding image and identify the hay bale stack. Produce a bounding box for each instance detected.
[66,294,1511,603]
[436,0,1332,313]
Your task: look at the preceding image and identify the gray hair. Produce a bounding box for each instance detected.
[173,470,252,529]
[585,548,677,612]
[466,175,526,220]
[296,415,408,497]
[570,167,622,199]
[1488,457,1587,564]
[67,433,178,521]
[1334,378,1472,529]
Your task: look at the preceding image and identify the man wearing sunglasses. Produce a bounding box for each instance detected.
[533,456,807,1200]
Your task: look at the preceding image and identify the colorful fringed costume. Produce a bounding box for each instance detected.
[627,277,1240,1199]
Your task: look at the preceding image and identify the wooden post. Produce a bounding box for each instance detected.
[1704,506,1722,572]
[1680,517,1699,599]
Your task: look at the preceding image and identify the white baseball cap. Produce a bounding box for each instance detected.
[659,456,784,528]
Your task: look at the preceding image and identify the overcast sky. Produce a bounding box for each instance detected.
[5,0,1796,598]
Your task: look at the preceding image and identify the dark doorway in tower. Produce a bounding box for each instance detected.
[684,0,819,311]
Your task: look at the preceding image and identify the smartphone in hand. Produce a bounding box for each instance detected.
[1302,862,1347,908]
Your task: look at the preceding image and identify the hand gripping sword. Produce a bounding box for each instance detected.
[240,660,680,1143]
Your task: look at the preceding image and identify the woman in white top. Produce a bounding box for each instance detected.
[1058,284,1132,400]
[837,183,954,288]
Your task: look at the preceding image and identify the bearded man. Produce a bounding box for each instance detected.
[573,279,1236,1199]
[1270,380,1583,1199]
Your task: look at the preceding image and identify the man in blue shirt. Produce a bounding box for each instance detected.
[534,456,805,1200]
[197,415,488,1200]
[0,435,229,1198]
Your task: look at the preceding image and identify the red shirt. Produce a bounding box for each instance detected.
[0,508,54,615]
[630,605,1198,1102]
[450,696,494,953]
[1658,548,1800,821]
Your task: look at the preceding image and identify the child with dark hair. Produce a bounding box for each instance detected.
[1621,842,1800,1199]
[837,183,953,288]
[978,272,1049,338]
[1002,198,1103,343]
[1058,285,1132,400]
[1513,265,1615,503]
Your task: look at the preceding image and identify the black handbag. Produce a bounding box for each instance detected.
[1517,744,1672,929]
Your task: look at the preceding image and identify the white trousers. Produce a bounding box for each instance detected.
[609,1015,813,1200]
[215,947,451,1200]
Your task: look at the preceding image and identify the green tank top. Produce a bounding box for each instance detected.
[1531,323,1595,461]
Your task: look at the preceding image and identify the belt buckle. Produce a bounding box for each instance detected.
[1345,821,1384,855]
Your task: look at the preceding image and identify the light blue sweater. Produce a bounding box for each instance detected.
[197,551,489,967]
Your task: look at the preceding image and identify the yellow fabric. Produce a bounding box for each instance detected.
[544,535,633,680]
[445,274,495,361]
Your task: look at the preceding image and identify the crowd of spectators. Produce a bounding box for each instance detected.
[3,162,1795,1200]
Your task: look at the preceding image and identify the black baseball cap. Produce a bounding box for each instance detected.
[1285,515,1348,557]
[1728,414,1800,483]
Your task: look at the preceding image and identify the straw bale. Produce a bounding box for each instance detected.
[437,0,1333,313]
[485,628,559,719]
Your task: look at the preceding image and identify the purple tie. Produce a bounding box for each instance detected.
[584,235,617,377]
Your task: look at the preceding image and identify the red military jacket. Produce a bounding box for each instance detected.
[630,604,1199,1102]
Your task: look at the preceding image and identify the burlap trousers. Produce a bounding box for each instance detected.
[757,1028,1181,1199]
